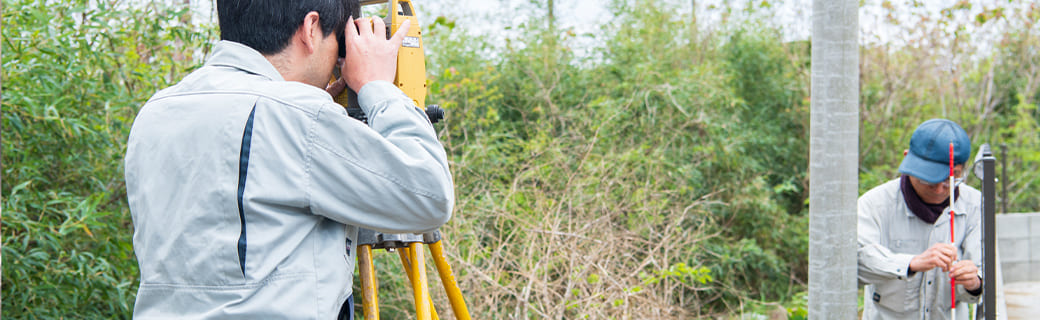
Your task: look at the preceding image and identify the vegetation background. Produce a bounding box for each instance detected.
[2,0,1037,318]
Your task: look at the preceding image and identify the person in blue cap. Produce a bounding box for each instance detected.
[858,119,983,320]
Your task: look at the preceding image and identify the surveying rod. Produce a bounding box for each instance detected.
[949,142,957,316]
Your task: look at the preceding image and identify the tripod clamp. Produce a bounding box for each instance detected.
[357,228,442,249]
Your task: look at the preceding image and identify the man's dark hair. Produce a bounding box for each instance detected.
[217,0,360,55]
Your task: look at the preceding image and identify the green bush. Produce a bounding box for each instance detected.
[2,0,214,317]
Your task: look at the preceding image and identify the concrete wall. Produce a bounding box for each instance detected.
[996,212,1040,283]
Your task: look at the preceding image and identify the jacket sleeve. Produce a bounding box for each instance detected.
[858,190,916,284]
[304,81,454,233]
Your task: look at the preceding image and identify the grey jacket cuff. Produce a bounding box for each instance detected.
[890,253,916,280]
[357,80,410,114]
[958,281,983,303]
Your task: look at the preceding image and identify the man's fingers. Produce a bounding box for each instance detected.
[344,16,359,44]
[944,246,958,260]
[356,17,373,36]
[951,268,973,281]
[339,15,406,91]
[934,256,949,271]
[931,244,957,266]
[372,16,387,38]
[935,252,951,265]
[950,261,976,279]
[389,19,412,44]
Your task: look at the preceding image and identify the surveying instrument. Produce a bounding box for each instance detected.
[333,1,470,319]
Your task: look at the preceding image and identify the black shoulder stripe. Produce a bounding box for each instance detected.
[236,106,257,276]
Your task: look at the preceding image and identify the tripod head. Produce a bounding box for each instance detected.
[357,228,442,249]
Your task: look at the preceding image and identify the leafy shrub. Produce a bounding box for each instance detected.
[2,0,214,317]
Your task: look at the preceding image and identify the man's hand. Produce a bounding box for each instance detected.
[909,243,957,272]
[339,16,411,93]
[949,260,981,291]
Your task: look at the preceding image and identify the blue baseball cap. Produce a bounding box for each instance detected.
[898,119,971,184]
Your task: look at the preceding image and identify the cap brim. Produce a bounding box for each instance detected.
[898,151,952,184]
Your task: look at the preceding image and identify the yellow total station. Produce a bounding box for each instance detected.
[335,0,427,110]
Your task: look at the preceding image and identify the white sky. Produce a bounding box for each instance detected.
[185,0,1023,61]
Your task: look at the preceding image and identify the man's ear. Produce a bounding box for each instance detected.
[296,11,323,53]
[903,149,908,157]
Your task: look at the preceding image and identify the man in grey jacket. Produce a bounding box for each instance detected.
[124,0,454,319]
[858,119,983,320]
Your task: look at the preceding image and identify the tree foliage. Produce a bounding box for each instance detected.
[858,0,1040,210]
[2,0,215,317]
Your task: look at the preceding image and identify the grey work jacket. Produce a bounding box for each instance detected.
[858,178,982,320]
[125,41,454,319]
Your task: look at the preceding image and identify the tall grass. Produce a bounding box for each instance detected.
[407,2,812,318]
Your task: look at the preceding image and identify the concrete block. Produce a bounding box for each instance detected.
[997,214,1030,238]
[998,238,1031,263]
[1031,212,1040,235]
[1001,261,1030,284]
[1032,236,1040,262]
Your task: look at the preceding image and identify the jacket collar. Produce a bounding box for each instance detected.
[204,40,285,82]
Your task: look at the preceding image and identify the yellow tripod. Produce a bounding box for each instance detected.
[356,229,471,320]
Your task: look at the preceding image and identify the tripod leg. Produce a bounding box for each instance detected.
[398,247,440,320]
[398,244,433,320]
[358,244,379,320]
[428,241,471,320]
